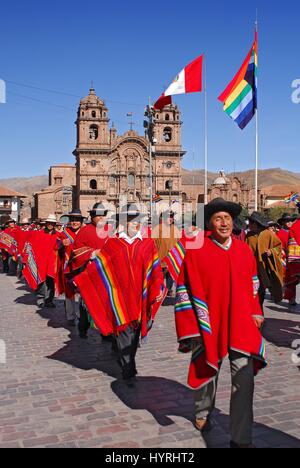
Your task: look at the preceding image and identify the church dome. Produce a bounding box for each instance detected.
[80,87,105,107]
[213,171,229,186]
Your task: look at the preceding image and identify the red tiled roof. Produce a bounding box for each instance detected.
[0,186,26,197]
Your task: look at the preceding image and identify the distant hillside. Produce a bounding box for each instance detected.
[1,168,300,195]
[0,176,48,196]
[182,168,300,188]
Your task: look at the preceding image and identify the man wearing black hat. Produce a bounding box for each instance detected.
[247,212,284,306]
[74,203,165,384]
[56,209,85,326]
[72,203,111,338]
[175,198,266,448]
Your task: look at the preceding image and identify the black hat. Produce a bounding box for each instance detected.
[278,213,294,225]
[248,211,269,228]
[69,209,84,219]
[89,203,108,218]
[112,204,148,222]
[204,198,242,224]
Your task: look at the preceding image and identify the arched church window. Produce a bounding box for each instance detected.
[90,160,97,168]
[128,173,135,188]
[92,111,96,118]
[90,179,97,190]
[163,127,172,143]
[165,114,170,121]
[232,194,238,203]
[89,125,98,140]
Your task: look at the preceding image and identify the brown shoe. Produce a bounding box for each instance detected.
[194,417,212,432]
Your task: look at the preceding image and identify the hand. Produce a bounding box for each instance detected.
[265,250,272,257]
[63,239,71,247]
[156,292,164,303]
[92,249,101,258]
[253,316,264,329]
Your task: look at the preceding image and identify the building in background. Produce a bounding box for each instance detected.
[34,164,76,220]
[0,186,26,224]
[182,171,263,212]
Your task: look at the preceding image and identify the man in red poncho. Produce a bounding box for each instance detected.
[175,198,267,449]
[71,203,112,338]
[0,218,19,276]
[74,204,166,384]
[56,209,85,325]
[23,214,59,308]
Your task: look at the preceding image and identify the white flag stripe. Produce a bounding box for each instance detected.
[164,69,186,96]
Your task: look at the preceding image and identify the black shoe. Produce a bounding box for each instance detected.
[44,302,56,309]
[230,441,256,449]
[79,332,88,339]
[123,376,136,387]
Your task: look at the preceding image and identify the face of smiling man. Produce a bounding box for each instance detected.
[209,211,233,245]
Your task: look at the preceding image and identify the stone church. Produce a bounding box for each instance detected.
[35,87,185,218]
[35,87,259,219]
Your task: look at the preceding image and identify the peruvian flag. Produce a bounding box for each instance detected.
[154,55,204,110]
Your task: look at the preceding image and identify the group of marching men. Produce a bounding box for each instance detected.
[1,197,300,448]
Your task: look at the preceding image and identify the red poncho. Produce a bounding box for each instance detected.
[175,237,267,389]
[23,231,59,290]
[70,224,111,271]
[55,227,80,295]
[74,237,166,338]
[0,227,20,259]
[163,230,205,283]
[284,221,300,300]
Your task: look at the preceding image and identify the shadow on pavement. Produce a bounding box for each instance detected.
[111,376,194,426]
[203,410,300,448]
[263,318,300,349]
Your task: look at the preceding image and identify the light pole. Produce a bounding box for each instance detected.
[144,102,156,224]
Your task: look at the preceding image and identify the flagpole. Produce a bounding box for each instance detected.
[204,54,208,205]
[255,16,259,211]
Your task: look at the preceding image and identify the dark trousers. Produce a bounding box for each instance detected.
[36,277,55,307]
[78,299,90,336]
[7,256,17,276]
[2,256,9,273]
[113,325,141,380]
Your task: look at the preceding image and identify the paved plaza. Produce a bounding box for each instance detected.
[0,272,300,448]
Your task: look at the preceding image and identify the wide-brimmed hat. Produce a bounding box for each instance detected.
[248,211,269,228]
[112,204,148,222]
[89,203,108,218]
[277,213,294,225]
[204,198,242,224]
[20,218,30,225]
[5,218,16,225]
[68,209,84,219]
[44,214,57,224]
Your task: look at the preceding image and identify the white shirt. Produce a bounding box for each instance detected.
[211,236,232,251]
[118,230,143,245]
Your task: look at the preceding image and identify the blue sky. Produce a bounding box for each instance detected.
[0,0,299,178]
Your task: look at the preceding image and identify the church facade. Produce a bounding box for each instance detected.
[74,87,185,216]
[34,88,260,219]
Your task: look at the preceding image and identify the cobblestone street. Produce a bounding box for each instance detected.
[0,272,300,448]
